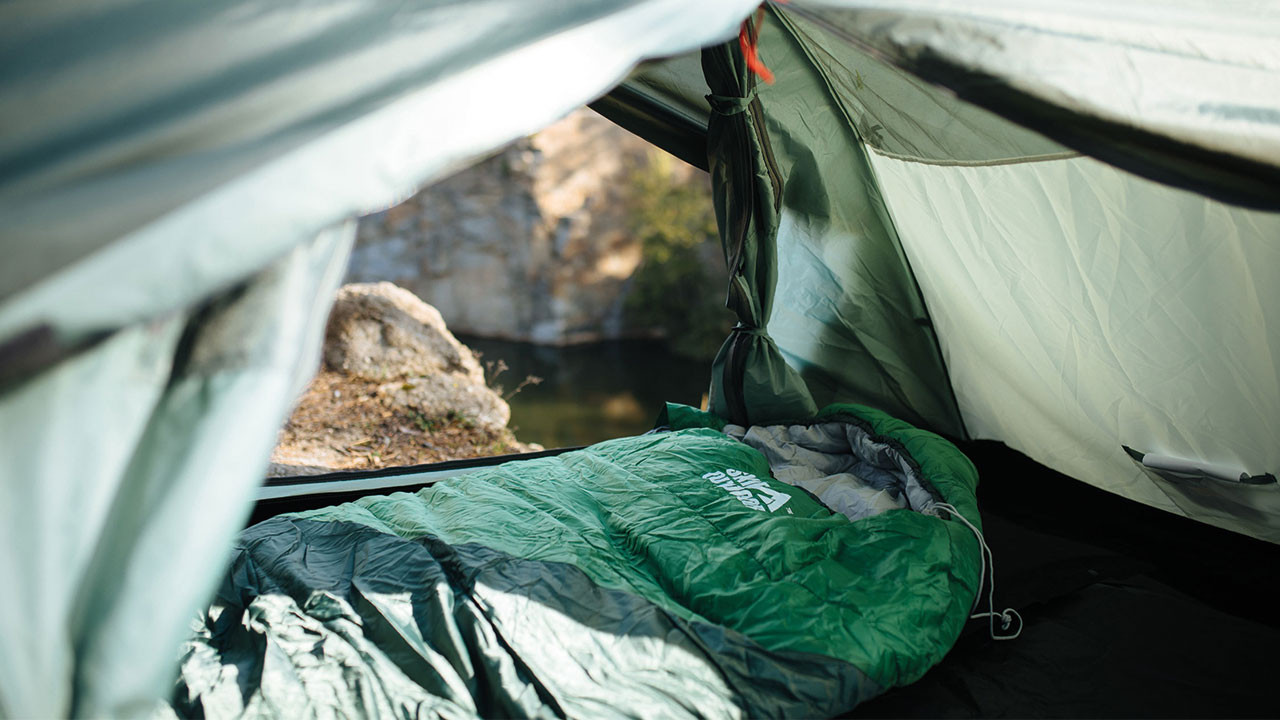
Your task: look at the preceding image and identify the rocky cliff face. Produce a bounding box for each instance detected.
[348,108,703,344]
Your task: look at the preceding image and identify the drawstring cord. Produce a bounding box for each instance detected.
[932,502,1023,641]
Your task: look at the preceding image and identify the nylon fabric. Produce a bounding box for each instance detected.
[710,331,822,425]
[174,411,982,715]
[728,422,943,522]
[0,4,768,714]
[702,31,818,426]
[750,9,965,435]
[867,150,1280,541]
[791,1,1280,209]
[10,1,1280,716]
[0,316,184,719]
[606,2,1280,539]
[773,8,1071,165]
[174,521,880,719]
[0,0,760,353]
[274,417,981,695]
[0,224,353,717]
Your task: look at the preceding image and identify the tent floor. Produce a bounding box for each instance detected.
[852,442,1280,718]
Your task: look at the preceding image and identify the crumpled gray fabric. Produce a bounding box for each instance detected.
[725,422,940,522]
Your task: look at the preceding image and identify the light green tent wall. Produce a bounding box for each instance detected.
[871,151,1280,529]
[764,4,1280,538]
[801,1,1280,210]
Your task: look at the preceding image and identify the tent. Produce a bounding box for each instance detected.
[2,0,1278,716]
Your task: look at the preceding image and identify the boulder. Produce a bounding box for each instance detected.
[323,282,510,431]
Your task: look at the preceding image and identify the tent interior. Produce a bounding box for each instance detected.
[241,427,1280,719]
[2,0,1279,717]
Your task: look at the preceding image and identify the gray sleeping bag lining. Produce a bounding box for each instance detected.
[724,421,942,523]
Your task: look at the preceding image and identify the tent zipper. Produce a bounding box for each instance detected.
[723,324,751,426]
[749,96,784,215]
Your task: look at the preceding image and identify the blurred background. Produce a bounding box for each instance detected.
[271,107,732,472]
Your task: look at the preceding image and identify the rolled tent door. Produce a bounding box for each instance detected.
[702,29,820,426]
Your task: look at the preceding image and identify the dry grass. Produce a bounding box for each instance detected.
[269,370,534,472]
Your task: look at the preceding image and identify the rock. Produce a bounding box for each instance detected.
[266,462,336,478]
[323,282,510,431]
[347,108,707,344]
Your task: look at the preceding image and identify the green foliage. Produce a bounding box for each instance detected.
[623,151,734,360]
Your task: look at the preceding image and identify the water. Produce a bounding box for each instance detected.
[459,336,713,448]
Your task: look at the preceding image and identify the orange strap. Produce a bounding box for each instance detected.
[738,6,775,85]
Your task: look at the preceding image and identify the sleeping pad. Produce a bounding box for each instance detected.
[172,403,983,718]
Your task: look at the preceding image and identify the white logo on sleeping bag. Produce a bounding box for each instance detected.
[702,469,791,513]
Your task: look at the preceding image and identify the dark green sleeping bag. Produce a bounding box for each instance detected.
[172,404,982,718]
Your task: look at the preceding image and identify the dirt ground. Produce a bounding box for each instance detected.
[269,370,538,475]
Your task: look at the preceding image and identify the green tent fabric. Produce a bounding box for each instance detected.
[608,1,1280,541]
[0,225,355,719]
[783,1,1280,211]
[172,406,983,718]
[701,25,819,426]
[707,12,967,436]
